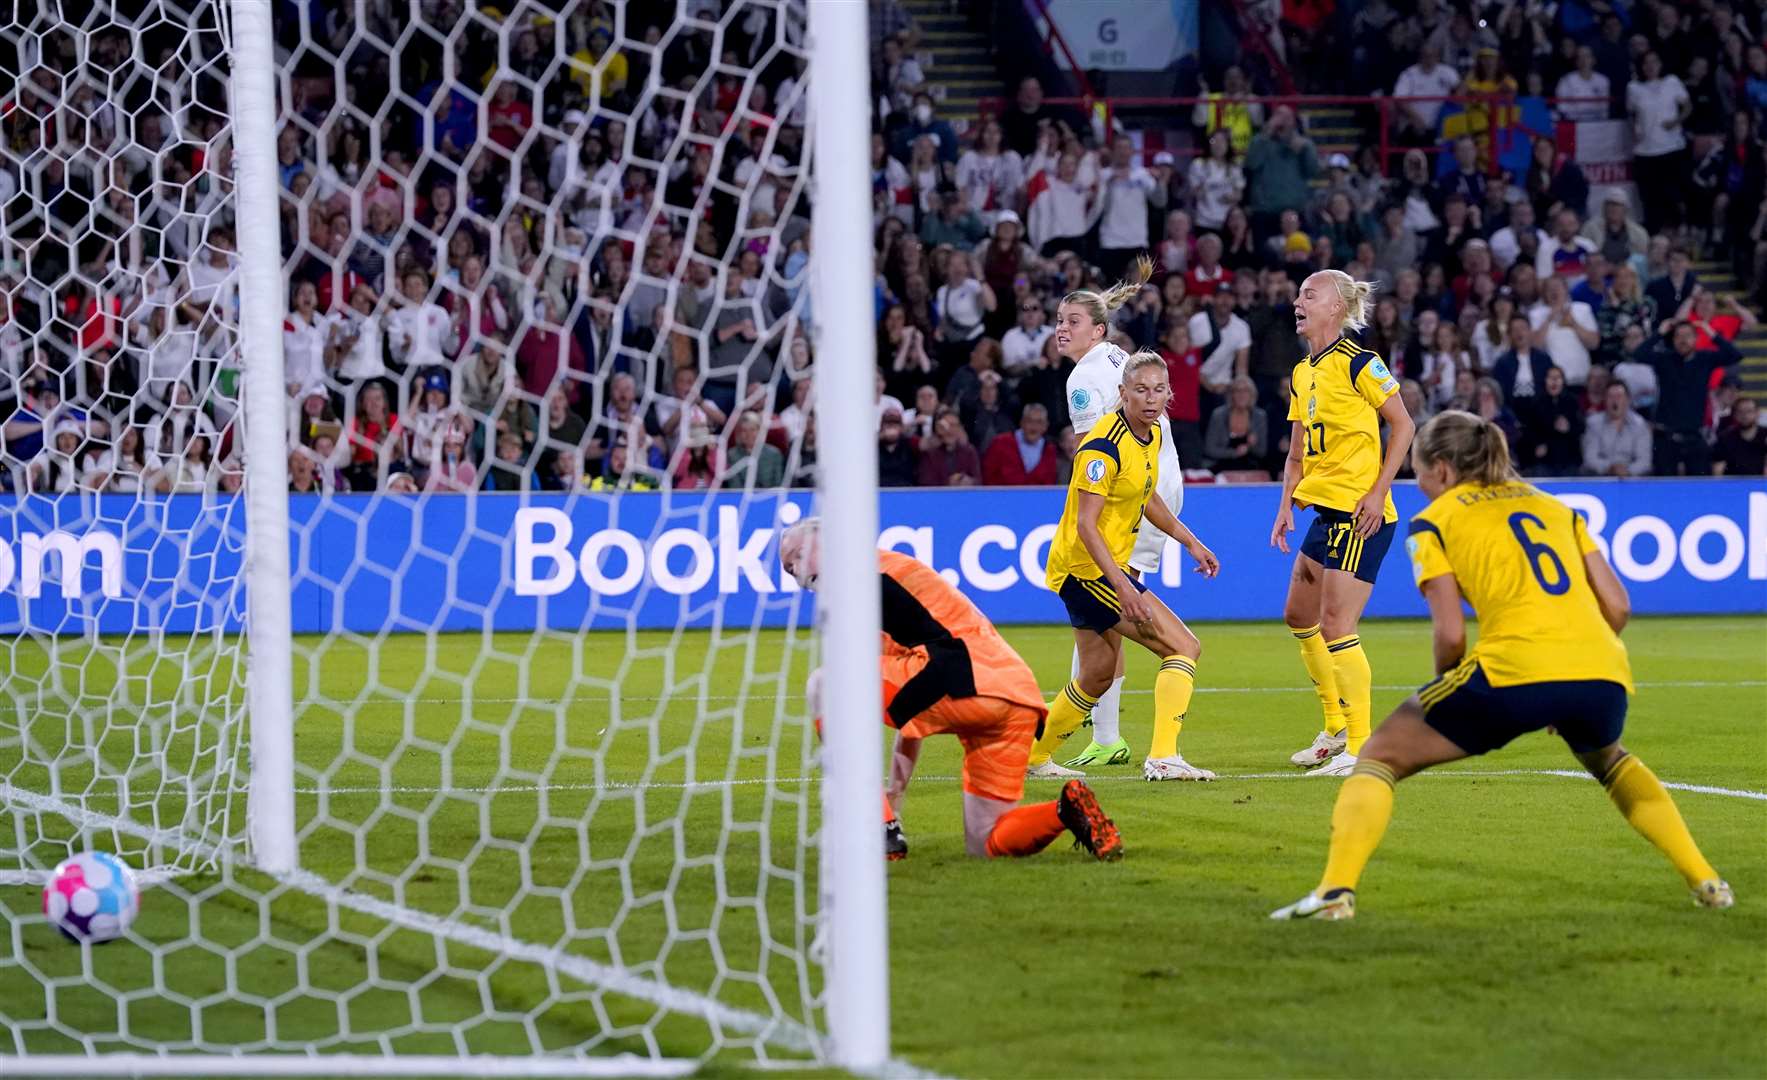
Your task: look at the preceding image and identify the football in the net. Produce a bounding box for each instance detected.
[42,852,140,944]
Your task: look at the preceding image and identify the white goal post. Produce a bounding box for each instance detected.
[0,0,889,1074]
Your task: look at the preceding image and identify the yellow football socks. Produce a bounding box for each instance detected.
[1602,754,1720,888]
[1318,759,1396,893]
[1149,655,1197,759]
[1028,679,1098,767]
[1327,634,1373,755]
[1293,624,1347,737]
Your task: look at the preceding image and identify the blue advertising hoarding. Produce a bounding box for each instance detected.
[0,481,1762,636]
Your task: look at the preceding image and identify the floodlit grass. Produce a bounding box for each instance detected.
[1,616,1764,1076]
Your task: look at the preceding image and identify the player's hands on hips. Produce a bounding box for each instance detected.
[1187,540,1220,578]
[1270,503,1295,553]
[1351,490,1385,538]
[1116,577,1154,626]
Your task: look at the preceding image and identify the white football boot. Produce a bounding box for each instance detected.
[1290,730,1347,767]
[1142,753,1216,782]
[1307,751,1358,777]
[1270,888,1356,921]
[1027,760,1086,779]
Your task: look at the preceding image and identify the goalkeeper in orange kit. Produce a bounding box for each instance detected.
[783,518,1121,862]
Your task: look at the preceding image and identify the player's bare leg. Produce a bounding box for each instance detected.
[1284,553,1349,764]
[1113,593,1211,781]
[1273,699,1466,920]
[1029,630,1120,777]
[1304,567,1377,776]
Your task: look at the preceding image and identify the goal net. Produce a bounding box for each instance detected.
[0,0,885,1072]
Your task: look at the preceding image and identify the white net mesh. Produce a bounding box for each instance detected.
[1,0,841,1068]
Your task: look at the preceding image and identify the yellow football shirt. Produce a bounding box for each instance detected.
[1045,412,1161,590]
[1288,336,1400,523]
[1406,481,1632,690]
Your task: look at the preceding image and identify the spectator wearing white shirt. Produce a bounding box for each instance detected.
[1556,46,1611,122]
[955,119,1026,225]
[1095,134,1167,280]
[387,269,452,374]
[1418,322,1473,409]
[1536,209,1598,288]
[180,229,235,323]
[933,251,995,368]
[1187,281,1252,417]
[1529,276,1601,387]
[28,420,86,494]
[404,371,452,472]
[1186,129,1245,232]
[1393,45,1463,140]
[880,36,925,115]
[83,425,161,493]
[152,380,218,469]
[163,430,213,493]
[872,132,913,227]
[1489,199,1546,271]
[874,369,905,429]
[139,305,198,386]
[1000,297,1053,378]
[547,110,589,194]
[902,384,940,443]
[1627,51,1692,234]
[775,54,809,129]
[283,279,332,395]
[330,283,386,384]
[777,377,813,444]
[1025,150,1097,255]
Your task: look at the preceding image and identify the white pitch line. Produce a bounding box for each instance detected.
[291,769,1767,802]
[319,679,1767,708]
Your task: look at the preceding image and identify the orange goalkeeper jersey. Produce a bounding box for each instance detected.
[877,549,1048,728]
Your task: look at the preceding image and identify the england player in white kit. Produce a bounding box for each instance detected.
[1031,257,1214,781]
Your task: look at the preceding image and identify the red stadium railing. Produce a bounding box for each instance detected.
[1022,0,1096,102]
[977,93,1613,179]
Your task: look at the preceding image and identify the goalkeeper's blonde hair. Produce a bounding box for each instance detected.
[1308,269,1378,333]
[1062,254,1154,328]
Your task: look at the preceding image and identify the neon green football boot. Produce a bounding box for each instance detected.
[1064,737,1132,768]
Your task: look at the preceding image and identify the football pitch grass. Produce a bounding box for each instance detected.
[1,615,1763,1076]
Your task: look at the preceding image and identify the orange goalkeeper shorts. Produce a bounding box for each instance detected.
[901,696,1040,803]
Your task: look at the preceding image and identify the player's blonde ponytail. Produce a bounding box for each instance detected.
[1062,254,1154,328]
[1412,410,1518,488]
[1310,268,1378,332]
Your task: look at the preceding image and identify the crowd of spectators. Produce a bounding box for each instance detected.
[1,0,1764,498]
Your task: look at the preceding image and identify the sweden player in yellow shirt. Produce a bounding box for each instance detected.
[1271,271,1416,776]
[1029,352,1223,782]
[1272,411,1733,920]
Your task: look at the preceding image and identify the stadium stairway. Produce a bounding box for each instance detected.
[1299,102,1360,163]
[1695,258,1767,398]
[902,0,995,127]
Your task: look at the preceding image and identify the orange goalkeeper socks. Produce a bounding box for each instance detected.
[984,801,1065,857]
